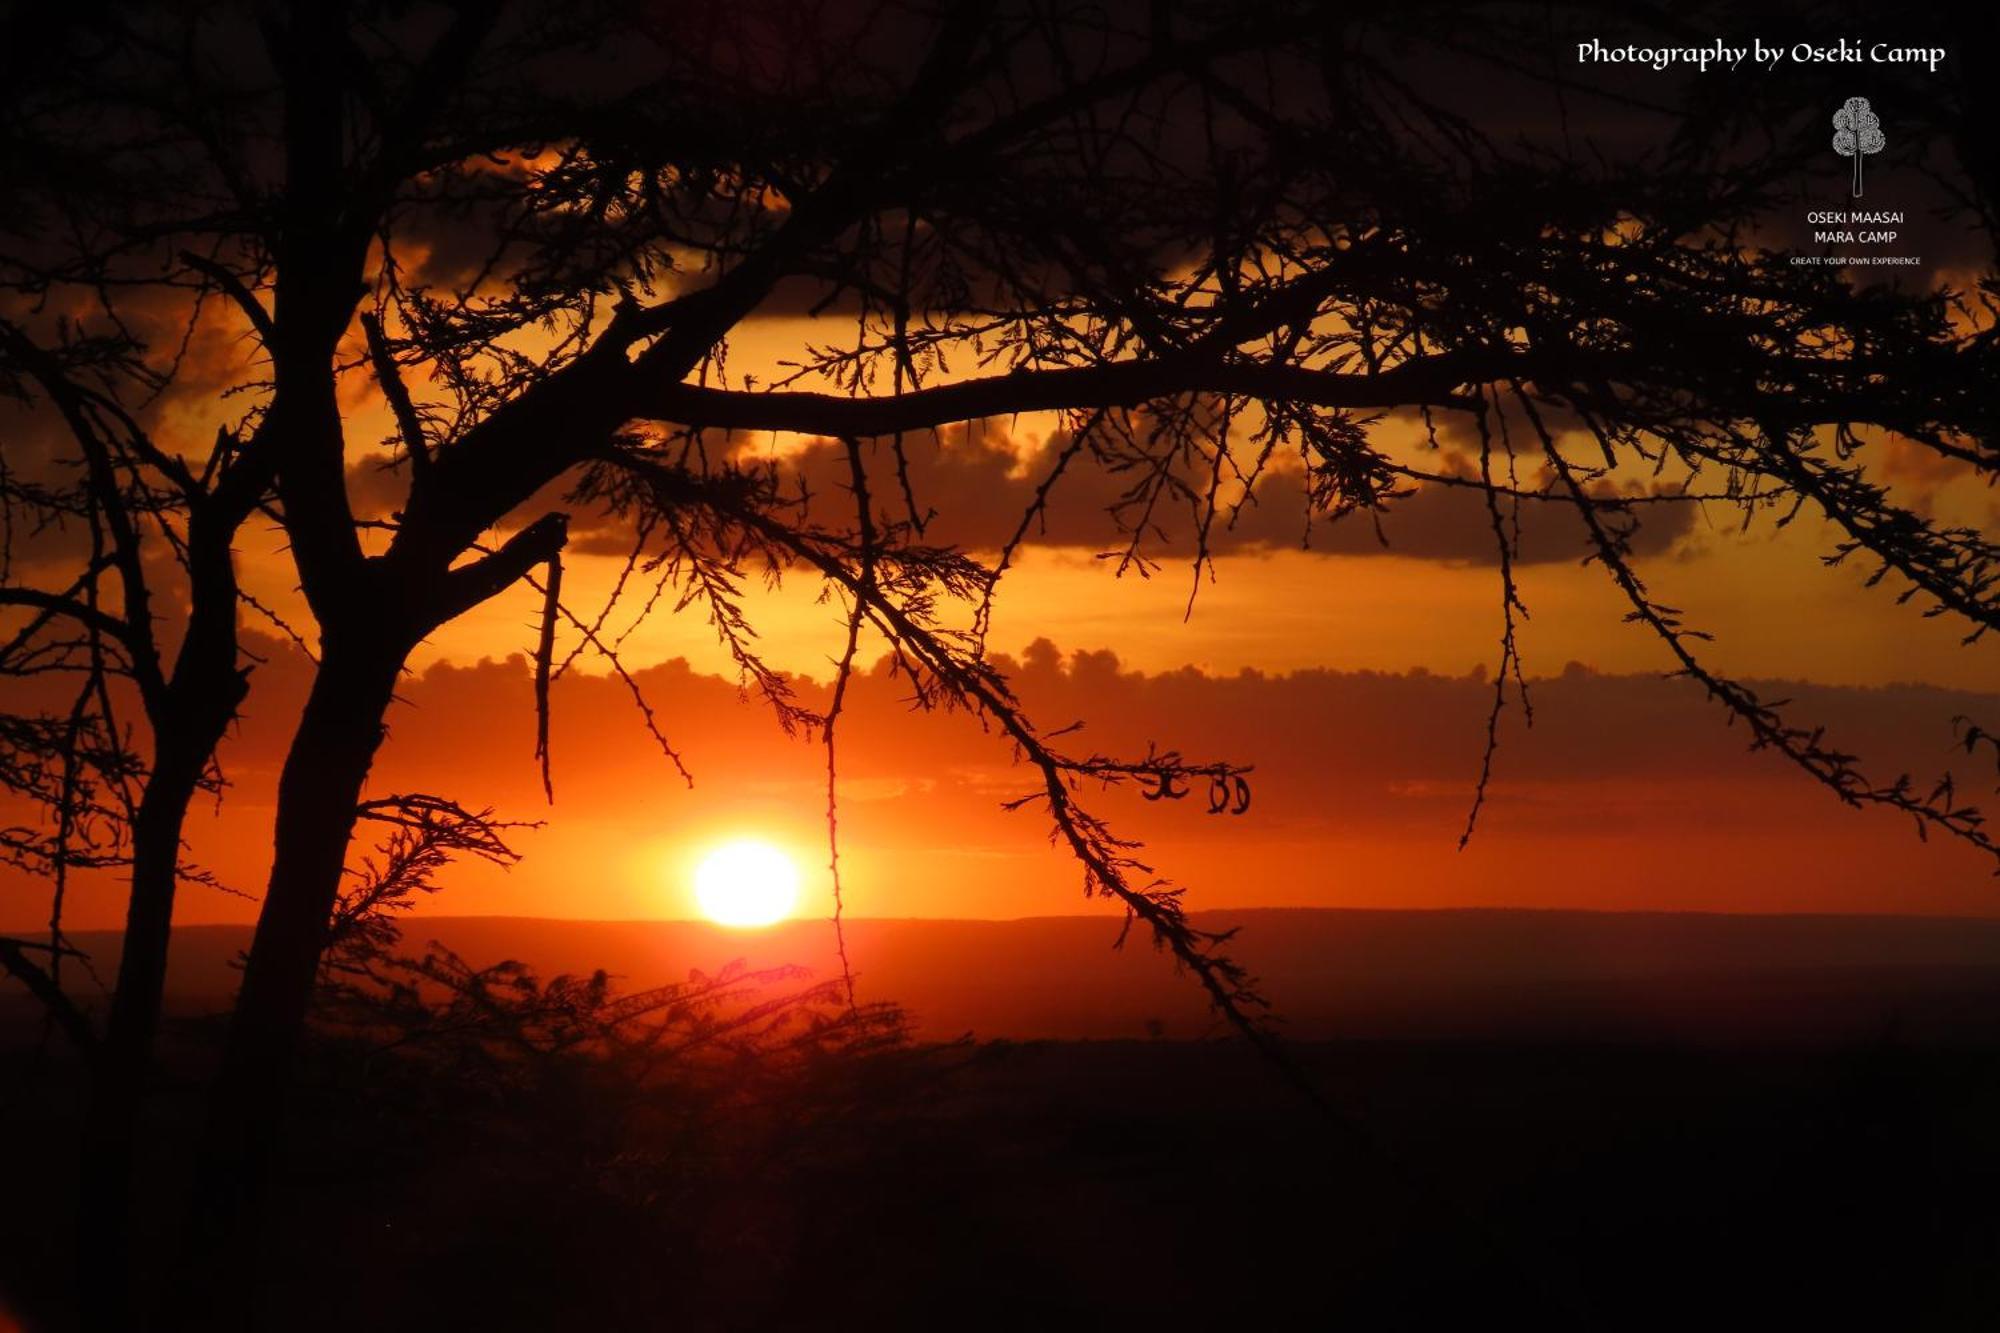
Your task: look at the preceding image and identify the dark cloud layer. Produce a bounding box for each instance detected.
[344,425,1697,568]
[779,429,1697,566]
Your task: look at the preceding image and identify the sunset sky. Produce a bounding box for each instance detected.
[9,298,1996,932]
[15,13,2000,1331]
[6,64,1999,937]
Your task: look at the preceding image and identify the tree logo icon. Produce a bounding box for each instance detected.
[1832,96,1885,197]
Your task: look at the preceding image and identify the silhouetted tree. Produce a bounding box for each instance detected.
[1,29,275,1310]
[4,2,1998,1325]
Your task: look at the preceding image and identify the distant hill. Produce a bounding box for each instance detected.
[43,908,2000,1045]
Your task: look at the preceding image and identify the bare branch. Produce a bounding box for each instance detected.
[0,935,96,1050]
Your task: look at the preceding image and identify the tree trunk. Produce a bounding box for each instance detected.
[79,513,247,1332]
[182,635,403,1286]
[76,732,210,1333]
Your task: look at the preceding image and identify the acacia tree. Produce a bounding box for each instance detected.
[0,15,296,1312]
[3,0,1999,1323]
[215,0,2000,1214]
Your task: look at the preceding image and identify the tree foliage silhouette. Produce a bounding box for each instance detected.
[2,2,1997,1325]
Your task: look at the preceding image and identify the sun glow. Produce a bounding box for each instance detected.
[692,839,802,927]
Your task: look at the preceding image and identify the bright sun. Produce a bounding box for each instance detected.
[692,839,801,927]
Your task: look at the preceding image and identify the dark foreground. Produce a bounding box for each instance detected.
[5,1025,1999,1330]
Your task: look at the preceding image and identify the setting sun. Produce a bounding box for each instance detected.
[692,840,802,927]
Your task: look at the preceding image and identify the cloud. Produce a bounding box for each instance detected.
[165,629,1998,839]
[347,416,1695,571]
[768,428,1696,566]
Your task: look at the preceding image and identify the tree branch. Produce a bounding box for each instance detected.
[360,311,432,484]
[0,584,136,654]
[0,936,96,1050]
[428,511,569,627]
[630,353,1487,438]
[179,250,277,347]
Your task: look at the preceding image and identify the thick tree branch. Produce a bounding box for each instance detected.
[428,511,569,627]
[179,251,276,347]
[630,353,1487,438]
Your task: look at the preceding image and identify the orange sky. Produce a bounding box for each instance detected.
[6,615,1995,931]
[6,266,1999,935]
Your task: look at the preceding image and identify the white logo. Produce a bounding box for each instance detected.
[1832,97,1885,197]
